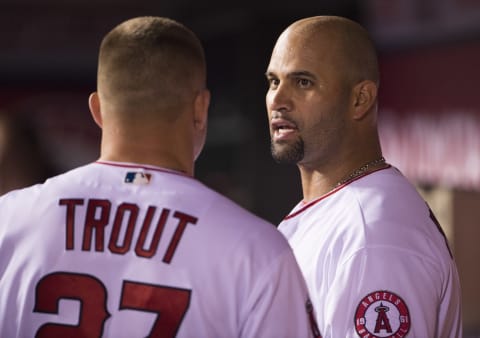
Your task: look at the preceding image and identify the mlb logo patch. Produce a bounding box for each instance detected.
[125,172,152,185]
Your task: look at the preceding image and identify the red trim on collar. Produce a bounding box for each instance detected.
[284,165,391,220]
[95,161,192,178]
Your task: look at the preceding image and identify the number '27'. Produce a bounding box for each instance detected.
[33,272,191,338]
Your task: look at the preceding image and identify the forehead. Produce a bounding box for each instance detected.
[267,29,340,76]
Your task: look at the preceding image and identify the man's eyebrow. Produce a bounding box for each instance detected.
[265,71,275,78]
[264,70,317,79]
[289,71,317,79]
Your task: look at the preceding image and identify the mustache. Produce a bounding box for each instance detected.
[270,111,297,124]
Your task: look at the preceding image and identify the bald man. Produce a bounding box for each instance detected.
[266,16,462,337]
[0,17,319,337]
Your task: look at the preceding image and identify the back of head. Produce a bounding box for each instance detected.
[97,16,207,121]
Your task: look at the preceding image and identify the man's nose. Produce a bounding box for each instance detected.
[267,83,291,112]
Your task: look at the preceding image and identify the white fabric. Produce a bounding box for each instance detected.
[0,161,316,338]
[279,166,462,338]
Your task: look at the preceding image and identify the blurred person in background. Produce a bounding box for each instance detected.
[0,111,55,195]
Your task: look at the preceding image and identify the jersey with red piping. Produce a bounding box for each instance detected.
[279,166,462,338]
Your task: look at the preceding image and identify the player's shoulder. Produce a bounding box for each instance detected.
[0,186,28,210]
[348,166,426,215]
[203,186,286,239]
[344,166,425,222]
[0,162,110,208]
[77,162,287,242]
[347,166,452,258]
[0,179,47,206]
[352,166,417,194]
[177,176,292,255]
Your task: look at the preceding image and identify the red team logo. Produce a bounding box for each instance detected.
[355,290,410,338]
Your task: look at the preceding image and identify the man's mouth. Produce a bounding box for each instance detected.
[271,118,298,140]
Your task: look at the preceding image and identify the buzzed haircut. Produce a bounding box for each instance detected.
[97,16,206,116]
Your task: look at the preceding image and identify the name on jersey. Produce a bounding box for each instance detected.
[59,198,198,264]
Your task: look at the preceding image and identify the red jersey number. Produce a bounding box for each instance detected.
[33,272,191,338]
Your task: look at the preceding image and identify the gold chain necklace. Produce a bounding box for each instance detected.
[335,157,386,187]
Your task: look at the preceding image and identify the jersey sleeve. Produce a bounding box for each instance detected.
[240,248,320,338]
[320,246,462,338]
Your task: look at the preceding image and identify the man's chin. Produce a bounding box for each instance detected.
[271,145,304,164]
[271,136,304,163]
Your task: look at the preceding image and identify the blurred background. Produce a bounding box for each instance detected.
[0,0,479,335]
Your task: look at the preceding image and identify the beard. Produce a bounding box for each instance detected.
[271,138,304,164]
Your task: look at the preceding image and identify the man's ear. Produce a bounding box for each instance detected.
[88,92,102,128]
[352,80,377,120]
[192,88,211,161]
[194,88,210,131]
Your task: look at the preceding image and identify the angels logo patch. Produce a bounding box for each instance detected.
[354,290,410,338]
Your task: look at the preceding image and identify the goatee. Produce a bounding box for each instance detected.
[271,139,304,164]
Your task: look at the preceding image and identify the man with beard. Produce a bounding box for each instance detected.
[265,15,462,337]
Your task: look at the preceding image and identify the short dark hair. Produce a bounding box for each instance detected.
[97,16,206,117]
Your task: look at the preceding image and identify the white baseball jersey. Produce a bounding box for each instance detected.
[0,161,319,338]
[279,166,462,338]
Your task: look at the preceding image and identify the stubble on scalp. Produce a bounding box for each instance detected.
[97,16,206,121]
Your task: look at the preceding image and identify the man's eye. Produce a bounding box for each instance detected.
[268,78,280,87]
[297,78,311,88]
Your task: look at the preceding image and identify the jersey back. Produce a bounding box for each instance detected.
[0,161,316,338]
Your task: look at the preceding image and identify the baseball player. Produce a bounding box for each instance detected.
[0,17,319,337]
[265,16,462,337]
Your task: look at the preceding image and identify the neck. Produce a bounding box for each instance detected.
[299,149,385,203]
[335,156,385,187]
[99,122,195,176]
[98,152,193,176]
